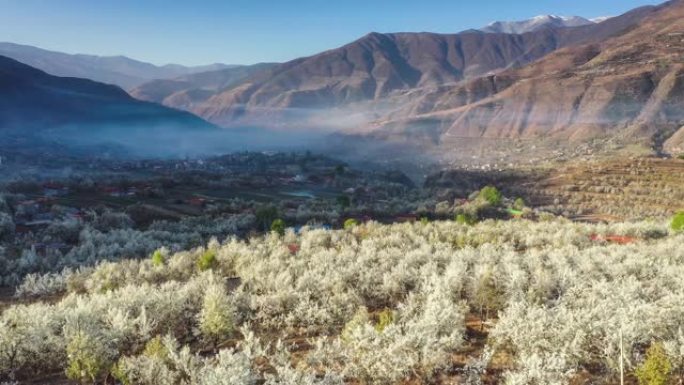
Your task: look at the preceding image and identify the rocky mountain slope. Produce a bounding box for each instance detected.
[0,42,231,88]
[378,0,684,153]
[129,63,277,112]
[136,3,657,129]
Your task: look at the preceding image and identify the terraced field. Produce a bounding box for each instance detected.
[526,157,684,220]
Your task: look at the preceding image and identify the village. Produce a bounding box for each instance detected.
[0,151,434,284]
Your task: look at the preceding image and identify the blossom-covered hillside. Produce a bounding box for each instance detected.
[2,217,684,384]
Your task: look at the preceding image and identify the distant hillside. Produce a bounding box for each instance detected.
[0,55,218,156]
[0,42,232,88]
[129,63,278,111]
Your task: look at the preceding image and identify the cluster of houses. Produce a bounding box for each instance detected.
[13,183,82,234]
[89,151,343,176]
[101,186,140,198]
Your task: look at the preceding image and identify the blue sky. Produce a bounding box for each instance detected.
[0,0,662,66]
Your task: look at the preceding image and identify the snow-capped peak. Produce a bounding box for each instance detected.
[590,16,613,23]
[532,15,574,21]
[481,14,595,35]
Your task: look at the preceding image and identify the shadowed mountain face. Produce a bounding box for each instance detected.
[0,55,221,156]
[0,56,339,158]
[131,3,658,130]
[0,42,232,88]
[377,0,684,153]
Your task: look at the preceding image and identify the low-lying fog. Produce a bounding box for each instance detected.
[14,121,437,182]
[46,125,328,158]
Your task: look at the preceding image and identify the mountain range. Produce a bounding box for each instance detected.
[376,0,684,154]
[2,0,683,159]
[0,42,232,88]
[128,3,659,133]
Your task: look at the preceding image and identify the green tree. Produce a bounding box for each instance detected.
[197,249,217,271]
[65,331,113,384]
[478,186,503,206]
[142,335,169,360]
[456,213,477,226]
[513,197,526,211]
[271,218,286,236]
[151,249,165,267]
[344,218,359,229]
[112,336,171,385]
[198,283,234,350]
[671,212,684,232]
[635,343,672,385]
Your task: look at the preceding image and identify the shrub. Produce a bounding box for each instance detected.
[15,271,70,298]
[344,218,359,230]
[65,331,114,384]
[635,343,671,385]
[513,197,526,211]
[270,219,286,236]
[341,307,370,343]
[469,267,502,325]
[110,360,132,385]
[197,250,217,271]
[198,283,234,347]
[420,217,429,225]
[142,335,169,361]
[671,212,684,232]
[151,250,165,267]
[87,263,125,293]
[111,335,184,385]
[374,309,395,333]
[93,211,134,232]
[678,154,684,160]
[478,186,502,206]
[456,213,477,226]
